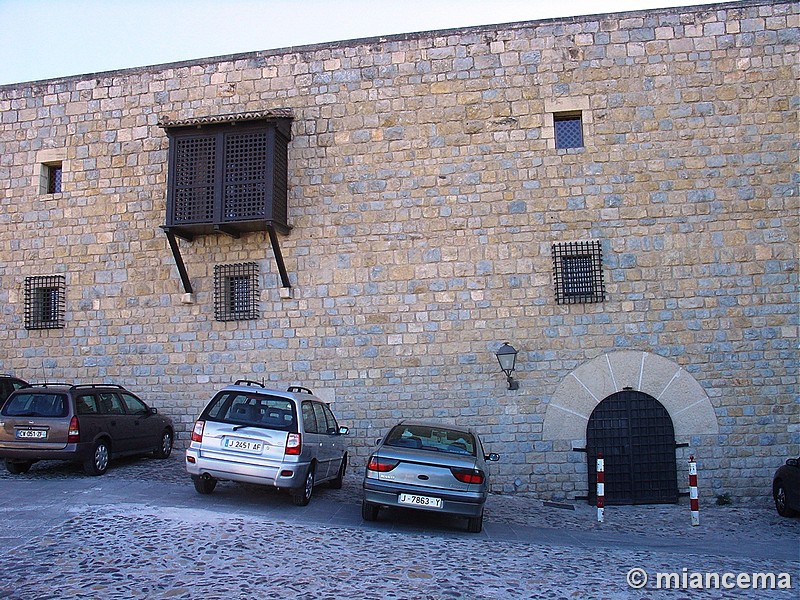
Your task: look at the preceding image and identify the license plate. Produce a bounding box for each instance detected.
[222,437,263,454]
[398,493,443,509]
[16,429,47,439]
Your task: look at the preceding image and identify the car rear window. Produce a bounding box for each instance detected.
[204,391,297,432]
[2,392,69,418]
[385,424,476,456]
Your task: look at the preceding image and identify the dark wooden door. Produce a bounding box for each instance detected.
[587,390,678,505]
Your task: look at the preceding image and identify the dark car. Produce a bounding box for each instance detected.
[773,457,800,517]
[0,383,174,475]
[0,374,29,405]
[362,420,499,533]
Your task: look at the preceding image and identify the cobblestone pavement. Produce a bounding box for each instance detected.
[4,453,796,544]
[0,455,797,599]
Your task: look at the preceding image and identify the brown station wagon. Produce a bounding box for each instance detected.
[0,383,174,475]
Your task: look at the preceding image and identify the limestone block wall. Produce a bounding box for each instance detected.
[0,0,797,503]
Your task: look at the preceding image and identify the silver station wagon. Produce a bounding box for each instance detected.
[362,420,499,533]
[186,381,349,506]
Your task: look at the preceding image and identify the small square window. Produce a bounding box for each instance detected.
[552,241,605,304]
[214,263,259,321]
[41,162,63,194]
[554,113,584,149]
[24,275,66,329]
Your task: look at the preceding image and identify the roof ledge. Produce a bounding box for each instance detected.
[158,108,293,128]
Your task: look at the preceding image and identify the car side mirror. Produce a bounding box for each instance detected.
[149,407,158,415]
[375,438,382,445]
[786,458,799,467]
[486,453,500,462]
[338,426,349,435]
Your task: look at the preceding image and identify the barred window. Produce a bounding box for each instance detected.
[214,263,259,321]
[554,113,583,149]
[40,162,63,194]
[552,241,605,304]
[24,275,66,329]
[48,164,62,194]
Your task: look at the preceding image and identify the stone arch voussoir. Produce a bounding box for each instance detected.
[542,351,718,444]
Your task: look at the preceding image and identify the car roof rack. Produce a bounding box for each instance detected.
[28,382,73,388]
[287,385,312,394]
[71,384,126,390]
[234,379,265,388]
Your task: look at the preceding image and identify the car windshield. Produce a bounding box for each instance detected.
[204,391,297,431]
[385,424,476,456]
[2,392,69,418]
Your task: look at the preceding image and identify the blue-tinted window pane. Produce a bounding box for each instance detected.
[555,116,583,149]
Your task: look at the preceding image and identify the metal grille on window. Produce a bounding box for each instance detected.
[214,263,259,321]
[47,164,62,194]
[552,241,605,304]
[173,136,216,224]
[554,114,583,149]
[24,275,66,329]
[223,131,268,222]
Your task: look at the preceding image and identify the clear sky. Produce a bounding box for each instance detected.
[0,0,735,85]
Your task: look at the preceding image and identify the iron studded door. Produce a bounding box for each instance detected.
[587,390,678,505]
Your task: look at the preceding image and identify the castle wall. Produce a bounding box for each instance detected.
[0,0,797,502]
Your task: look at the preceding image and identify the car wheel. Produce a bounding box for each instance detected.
[84,440,110,476]
[193,475,217,495]
[5,459,32,475]
[467,512,484,533]
[774,480,798,517]
[361,499,379,522]
[292,467,315,506]
[330,454,347,489]
[154,429,173,459]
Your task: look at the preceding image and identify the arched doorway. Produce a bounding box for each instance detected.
[586,389,678,505]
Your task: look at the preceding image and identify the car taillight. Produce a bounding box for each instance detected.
[450,467,484,484]
[191,421,205,443]
[285,433,302,455]
[367,456,399,472]
[68,416,80,443]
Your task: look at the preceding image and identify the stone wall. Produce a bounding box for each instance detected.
[0,0,797,502]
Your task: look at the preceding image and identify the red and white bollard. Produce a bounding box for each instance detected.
[597,452,605,523]
[688,455,699,526]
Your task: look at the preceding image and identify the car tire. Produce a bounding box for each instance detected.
[467,512,484,533]
[5,459,32,475]
[84,440,110,476]
[330,454,347,489]
[774,480,798,517]
[193,475,217,495]
[154,429,173,459]
[292,467,315,506]
[361,500,379,522]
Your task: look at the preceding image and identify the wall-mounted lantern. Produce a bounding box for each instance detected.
[495,342,519,390]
